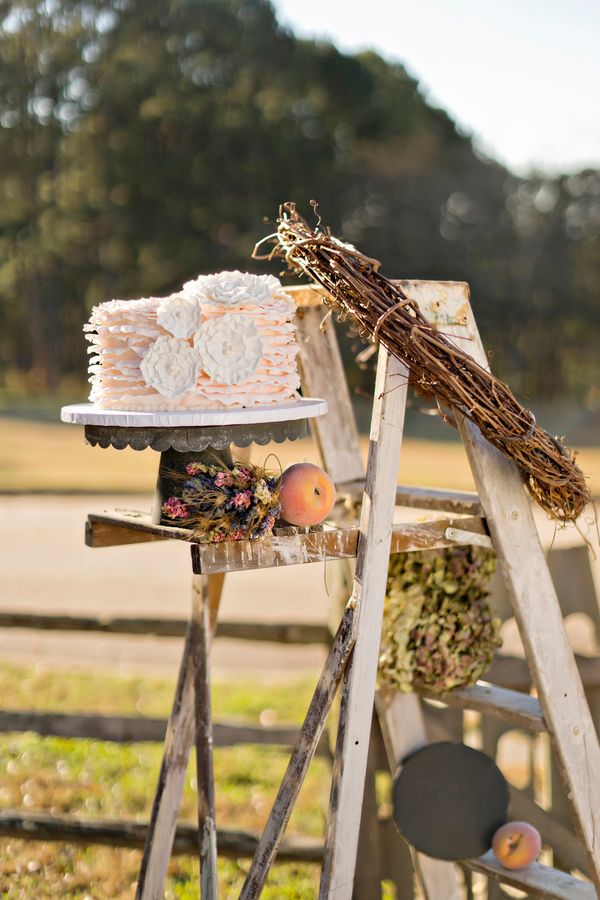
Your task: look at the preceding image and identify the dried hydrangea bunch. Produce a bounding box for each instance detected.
[379,546,502,694]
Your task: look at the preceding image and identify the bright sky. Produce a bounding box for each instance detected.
[273,0,600,176]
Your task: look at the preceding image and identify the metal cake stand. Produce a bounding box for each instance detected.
[61,399,327,524]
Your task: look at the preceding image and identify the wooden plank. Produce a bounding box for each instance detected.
[376,690,463,900]
[319,349,455,900]
[0,709,331,753]
[465,850,596,900]
[86,511,192,547]
[339,480,484,517]
[239,602,357,899]
[88,509,487,565]
[0,811,323,862]
[85,519,170,547]
[354,718,385,895]
[417,681,545,732]
[295,302,364,485]
[191,576,217,898]
[0,612,332,645]
[488,653,600,692]
[136,573,224,900]
[190,515,487,574]
[87,494,482,540]
[410,279,600,891]
[136,622,196,899]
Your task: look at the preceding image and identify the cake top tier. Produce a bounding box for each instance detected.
[85,270,300,411]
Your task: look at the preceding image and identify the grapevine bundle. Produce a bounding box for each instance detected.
[254,203,589,523]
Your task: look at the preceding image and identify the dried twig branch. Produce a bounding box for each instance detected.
[254,202,590,524]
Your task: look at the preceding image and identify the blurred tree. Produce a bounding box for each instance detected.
[0,0,597,400]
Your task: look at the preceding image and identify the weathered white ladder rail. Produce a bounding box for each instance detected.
[294,281,600,900]
[80,282,600,900]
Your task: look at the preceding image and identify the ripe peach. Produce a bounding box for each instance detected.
[492,821,541,869]
[279,463,336,526]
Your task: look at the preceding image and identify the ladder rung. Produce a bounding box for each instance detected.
[466,850,596,899]
[190,516,486,573]
[87,511,487,565]
[417,681,545,732]
[338,481,484,516]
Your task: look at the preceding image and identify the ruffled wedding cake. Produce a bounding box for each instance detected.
[85,271,300,410]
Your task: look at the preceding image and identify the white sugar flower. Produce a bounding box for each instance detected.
[180,275,211,303]
[156,293,199,339]
[140,335,200,397]
[195,314,263,384]
[182,270,282,307]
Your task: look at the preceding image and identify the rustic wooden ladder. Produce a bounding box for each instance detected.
[85,280,600,899]
[288,281,600,900]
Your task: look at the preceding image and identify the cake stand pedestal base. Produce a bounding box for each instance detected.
[81,417,313,526]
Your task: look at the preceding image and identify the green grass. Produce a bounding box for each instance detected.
[0,663,331,898]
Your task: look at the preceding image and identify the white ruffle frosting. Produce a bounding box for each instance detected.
[85,272,300,410]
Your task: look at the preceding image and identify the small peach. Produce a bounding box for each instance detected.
[279,463,336,526]
[492,821,541,869]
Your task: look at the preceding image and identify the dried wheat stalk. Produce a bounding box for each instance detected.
[254,202,590,523]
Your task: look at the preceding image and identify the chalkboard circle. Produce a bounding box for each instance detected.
[392,742,509,860]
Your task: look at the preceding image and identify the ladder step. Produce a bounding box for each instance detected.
[338,481,484,516]
[87,511,487,566]
[191,515,487,573]
[466,850,596,899]
[417,681,545,732]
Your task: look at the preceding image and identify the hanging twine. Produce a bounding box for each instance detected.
[254,202,590,524]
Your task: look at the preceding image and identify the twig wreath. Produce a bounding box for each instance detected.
[254,202,590,524]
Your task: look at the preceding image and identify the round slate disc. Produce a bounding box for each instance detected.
[392,742,509,860]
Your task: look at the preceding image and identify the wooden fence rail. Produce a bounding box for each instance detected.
[0,710,332,755]
[0,811,323,862]
[0,613,331,645]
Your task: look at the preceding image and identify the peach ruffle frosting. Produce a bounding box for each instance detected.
[85,271,300,410]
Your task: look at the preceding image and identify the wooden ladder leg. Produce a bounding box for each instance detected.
[192,573,222,899]
[136,572,224,900]
[458,415,600,894]
[431,294,600,892]
[318,349,410,899]
[239,601,357,899]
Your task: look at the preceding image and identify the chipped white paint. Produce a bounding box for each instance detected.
[60,397,327,427]
[444,526,493,549]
